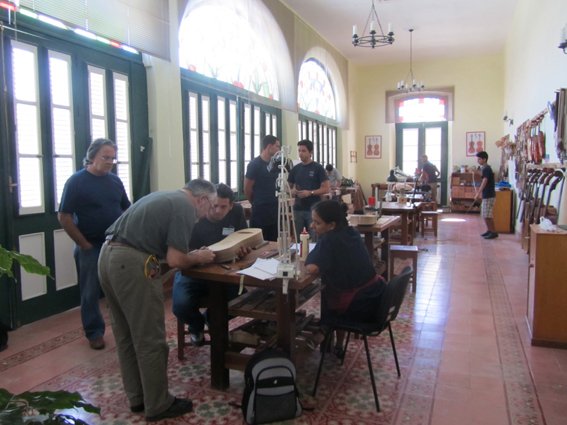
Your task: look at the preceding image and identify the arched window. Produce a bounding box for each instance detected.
[179,1,280,101]
[178,0,293,194]
[297,58,338,166]
[298,59,336,120]
[397,97,446,123]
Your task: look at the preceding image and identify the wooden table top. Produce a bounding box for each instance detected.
[350,215,401,233]
[182,241,314,291]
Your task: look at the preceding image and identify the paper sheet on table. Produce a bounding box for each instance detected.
[238,258,279,280]
[290,243,316,253]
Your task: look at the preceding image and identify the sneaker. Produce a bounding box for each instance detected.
[484,232,499,239]
[88,337,105,350]
[190,332,204,346]
[480,231,491,237]
[146,398,193,422]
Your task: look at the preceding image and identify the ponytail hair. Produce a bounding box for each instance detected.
[312,200,348,230]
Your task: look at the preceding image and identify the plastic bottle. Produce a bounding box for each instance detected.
[300,227,310,260]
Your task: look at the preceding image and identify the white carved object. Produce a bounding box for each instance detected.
[348,214,377,226]
[208,228,264,263]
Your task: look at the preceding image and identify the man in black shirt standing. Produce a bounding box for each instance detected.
[419,154,440,203]
[172,183,248,345]
[475,151,498,239]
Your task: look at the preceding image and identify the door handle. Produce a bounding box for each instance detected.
[8,176,18,193]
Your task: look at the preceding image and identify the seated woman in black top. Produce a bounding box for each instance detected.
[305,200,386,355]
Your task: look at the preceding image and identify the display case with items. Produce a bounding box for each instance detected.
[450,172,482,212]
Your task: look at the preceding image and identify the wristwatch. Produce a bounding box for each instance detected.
[311,190,314,196]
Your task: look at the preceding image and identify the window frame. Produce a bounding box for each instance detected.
[298,114,338,168]
[181,72,282,196]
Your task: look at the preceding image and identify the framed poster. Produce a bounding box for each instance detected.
[466,131,485,156]
[365,135,382,159]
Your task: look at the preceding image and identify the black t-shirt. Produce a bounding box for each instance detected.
[421,161,439,183]
[481,165,496,199]
[245,156,279,225]
[306,226,376,291]
[288,161,328,211]
[189,204,248,248]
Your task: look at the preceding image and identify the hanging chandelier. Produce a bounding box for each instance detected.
[397,29,425,92]
[352,0,394,49]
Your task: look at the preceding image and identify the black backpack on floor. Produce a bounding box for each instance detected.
[241,349,302,424]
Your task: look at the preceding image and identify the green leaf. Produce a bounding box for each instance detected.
[0,388,14,409]
[0,247,14,279]
[9,252,51,278]
[18,391,97,414]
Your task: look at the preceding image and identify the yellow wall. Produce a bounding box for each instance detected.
[349,53,505,195]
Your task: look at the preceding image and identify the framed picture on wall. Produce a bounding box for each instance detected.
[466,131,485,156]
[350,150,357,163]
[365,135,382,159]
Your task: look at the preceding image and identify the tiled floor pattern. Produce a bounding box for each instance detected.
[1,213,567,424]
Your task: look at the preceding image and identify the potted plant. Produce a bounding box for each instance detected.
[0,245,51,280]
[0,245,99,424]
[1,244,51,351]
[0,388,100,424]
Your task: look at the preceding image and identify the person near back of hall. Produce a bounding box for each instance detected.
[474,151,498,239]
[171,183,249,346]
[419,154,440,203]
[288,139,330,241]
[98,179,217,422]
[244,135,281,241]
[325,163,342,189]
[58,138,131,350]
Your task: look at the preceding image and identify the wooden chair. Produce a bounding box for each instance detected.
[389,244,418,292]
[417,202,437,235]
[311,267,413,412]
[420,211,439,237]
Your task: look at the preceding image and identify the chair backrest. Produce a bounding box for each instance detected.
[375,266,413,328]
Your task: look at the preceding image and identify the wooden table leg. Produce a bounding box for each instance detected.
[381,228,390,279]
[276,289,297,358]
[364,233,374,256]
[401,213,408,245]
[409,211,416,245]
[207,282,229,389]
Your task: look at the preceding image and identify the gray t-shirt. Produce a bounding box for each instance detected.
[106,190,196,259]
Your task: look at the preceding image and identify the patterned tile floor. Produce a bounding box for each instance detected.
[1,213,567,424]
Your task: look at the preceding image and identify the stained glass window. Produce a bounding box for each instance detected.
[179,3,279,101]
[298,59,336,120]
[397,97,446,123]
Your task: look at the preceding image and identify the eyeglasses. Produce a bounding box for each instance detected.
[101,156,118,164]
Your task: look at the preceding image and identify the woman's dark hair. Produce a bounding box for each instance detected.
[312,200,349,229]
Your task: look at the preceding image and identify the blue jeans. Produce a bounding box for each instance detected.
[74,244,105,340]
[294,209,316,241]
[172,272,241,334]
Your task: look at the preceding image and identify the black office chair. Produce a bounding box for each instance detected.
[311,266,413,412]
